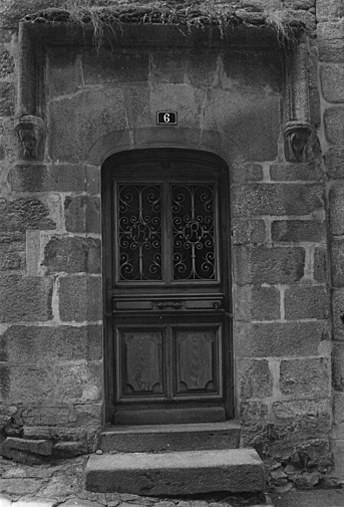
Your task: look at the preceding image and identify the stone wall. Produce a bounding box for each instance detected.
[317,0,344,478]
[0,0,339,483]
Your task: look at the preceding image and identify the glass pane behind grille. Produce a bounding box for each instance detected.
[118,184,162,281]
[172,184,216,280]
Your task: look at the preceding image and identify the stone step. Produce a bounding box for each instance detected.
[100,421,241,453]
[86,448,265,495]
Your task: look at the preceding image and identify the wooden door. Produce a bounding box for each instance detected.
[103,149,232,425]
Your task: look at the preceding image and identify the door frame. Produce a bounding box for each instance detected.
[102,148,233,424]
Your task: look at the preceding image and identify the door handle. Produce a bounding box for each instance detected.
[156,302,182,310]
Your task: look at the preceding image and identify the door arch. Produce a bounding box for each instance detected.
[102,148,232,424]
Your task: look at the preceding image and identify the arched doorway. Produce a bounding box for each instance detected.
[102,148,232,424]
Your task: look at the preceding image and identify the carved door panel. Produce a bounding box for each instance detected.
[103,150,232,424]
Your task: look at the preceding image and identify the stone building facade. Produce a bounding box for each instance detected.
[0,0,343,488]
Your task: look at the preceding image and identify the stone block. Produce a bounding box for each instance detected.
[324,148,344,179]
[1,364,55,404]
[333,392,344,437]
[284,285,329,319]
[333,288,344,339]
[64,196,100,233]
[233,246,305,285]
[238,359,273,399]
[0,477,41,493]
[269,162,322,181]
[232,184,323,218]
[272,399,331,435]
[239,401,269,425]
[53,440,86,458]
[332,439,344,479]
[231,162,264,183]
[0,324,102,363]
[8,164,97,193]
[324,107,344,145]
[234,321,328,357]
[0,48,14,79]
[280,358,330,396]
[232,219,266,245]
[330,184,344,236]
[43,236,101,274]
[251,286,280,320]
[2,436,52,456]
[313,248,328,283]
[0,233,25,272]
[74,403,103,427]
[59,275,102,322]
[22,406,77,427]
[0,276,53,322]
[0,82,14,116]
[333,342,344,391]
[321,64,344,103]
[83,48,149,84]
[317,0,344,20]
[318,21,344,62]
[47,47,83,97]
[55,361,102,403]
[331,240,344,287]
[0,198,56,232]
[271,220,325,243]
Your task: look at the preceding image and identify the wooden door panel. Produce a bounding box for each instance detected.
[117,328,166,400]
[173,325,222,398]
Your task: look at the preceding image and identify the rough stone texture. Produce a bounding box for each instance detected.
[313,248,328,283]
[318,21,344,62]
[53,441,86,458]
[0,199,56,232]
[232,184,323,218]
[1,437,52,456]
[324,148,344,179]
[0,276,53,322]
[232,219,266,245]
[332,288,344,339]
[0,325,102,363]
[317,0,344,20]
[43,236,101,274]
[284,285,329,319]
[238,359,273,399]
[324,107,344,145]
[331,240,344,287]
[0,363,55,403]
[235,321,328,357]
[330,184,344,236]
[321,64,344,103]
[280,358,330,397]
[64,196,100,234]
[269,162,322,181]
[271,220,325,243]
[22,406,77,427]
[251,286,280,321]
[55,362,102,403]
[86,449,265,494]
[234,246,305,285]
[333,342,344,391]
[0,82,14,116]
[272,399,332,436]
[59,275,102,322]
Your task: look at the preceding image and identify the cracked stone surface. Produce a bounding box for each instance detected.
[0,455,270,506]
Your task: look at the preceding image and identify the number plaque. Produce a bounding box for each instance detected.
[156,111,178,125]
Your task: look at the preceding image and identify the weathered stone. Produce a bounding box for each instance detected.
[321,64,344,103]
[0,48,14,79]
[280,358,330,397]
[317,0,344,20]
[64,196,100,234]
[86,449,265,494]
[234,246,305,284]
[251,286,280,321]
[272,399,331,435]
[313,248,328,283]
[284,285,329,319]
[324,148,344,179]
[269,162,322,181]
[318,21,344,62]
[2,436,52,455]
[53,441,86,458]
[333,343,344,391]
[55,362,102,403]
[331,240,344,287]
[240,401,269,425]
[232,184,323,217]
[74,403,102,427]
[271,220,325,243]
[47,47,83,97]
[43,236,101,274]
[22,406,77,427]
[0,478,40,494]
[232,219,265,245]
[8,164,98,193]
[235,321,328,357]
[1,364,55,403]
[324,107,344,145]
[0,276,53,322]
[0,325,102,363]
[0,198,55,232]
[292,471,320,489]
[59,275,102,322]
[0,82,14,116]
[330,184,344,236]
[332,288,344,339]
[238,359,273,399]
[231,163,263,183]
[0,234,25,272]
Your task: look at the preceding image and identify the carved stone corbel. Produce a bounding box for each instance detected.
[284,41,313,163]
[15,115,46,161]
